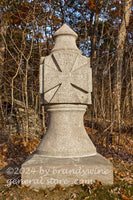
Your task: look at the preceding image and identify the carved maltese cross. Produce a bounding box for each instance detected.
[40,51,92,104]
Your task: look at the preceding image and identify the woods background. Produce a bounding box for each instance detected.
[0,0,132,151]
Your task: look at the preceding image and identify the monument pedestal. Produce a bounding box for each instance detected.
[21,104,113,188]
[37,104,96,157]
[21,154,113,188]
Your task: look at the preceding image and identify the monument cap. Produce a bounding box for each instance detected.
[53,24,78,39]
[52,24,80,53]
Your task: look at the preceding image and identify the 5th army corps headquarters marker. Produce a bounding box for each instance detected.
[21,24,113,188]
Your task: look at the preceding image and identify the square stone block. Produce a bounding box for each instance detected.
[21,153,113,189]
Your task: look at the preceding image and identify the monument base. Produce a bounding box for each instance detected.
[21,153,113,189]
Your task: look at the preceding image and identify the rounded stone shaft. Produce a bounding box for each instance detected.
[37,104,96,157]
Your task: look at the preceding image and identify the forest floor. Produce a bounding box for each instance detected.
[0,127,133,200]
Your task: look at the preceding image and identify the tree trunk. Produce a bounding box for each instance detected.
[114,0,132,152]
[0,14,6,94]
[114,0,132,122]
[91,12,99,120]
[0,11,7,125]
[25,60,29,141]
[130,61,133,114]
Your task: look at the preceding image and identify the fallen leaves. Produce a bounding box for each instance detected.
[0,135,40,166]
[121,194,132,200]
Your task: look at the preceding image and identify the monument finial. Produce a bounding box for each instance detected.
[53,24,78,39]
[52,24,80,53]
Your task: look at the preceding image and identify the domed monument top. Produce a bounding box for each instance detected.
[52,24,80,53]
[53,24,78,38]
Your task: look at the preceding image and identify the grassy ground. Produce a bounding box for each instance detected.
[0,133,133,200]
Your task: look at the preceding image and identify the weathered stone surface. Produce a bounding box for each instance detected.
[22,153,113,188]
[22,24,113,189]
[21,104,113,187]
[40,24,92,104]
[37,105,96,157]
[52,24,79,53]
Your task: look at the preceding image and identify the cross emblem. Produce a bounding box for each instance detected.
[41,51,92,104]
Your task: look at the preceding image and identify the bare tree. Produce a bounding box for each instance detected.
[113,0,132,151]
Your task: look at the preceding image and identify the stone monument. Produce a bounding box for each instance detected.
[21,24,113,188]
